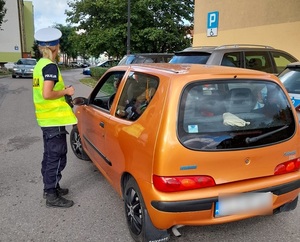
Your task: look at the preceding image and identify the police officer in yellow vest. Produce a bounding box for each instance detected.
[33,27,77,208]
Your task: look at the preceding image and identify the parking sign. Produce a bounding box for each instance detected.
[207,11,219,37]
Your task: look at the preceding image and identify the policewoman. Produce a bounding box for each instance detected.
[33,28,77,208]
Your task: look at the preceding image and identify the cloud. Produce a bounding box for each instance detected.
[28,0,70,30]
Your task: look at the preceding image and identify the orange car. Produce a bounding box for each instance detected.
[71,63,300,242]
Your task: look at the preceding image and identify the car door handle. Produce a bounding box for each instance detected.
[99,121,105,128]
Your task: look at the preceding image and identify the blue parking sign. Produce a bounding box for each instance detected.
[207,11,219,37]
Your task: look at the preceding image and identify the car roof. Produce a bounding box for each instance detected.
[19,58,36,60]
[182,44,274,51]
[124,53,174,57]
[176,44,287,55]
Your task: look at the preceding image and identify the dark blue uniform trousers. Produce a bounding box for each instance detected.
[41,126,68,194]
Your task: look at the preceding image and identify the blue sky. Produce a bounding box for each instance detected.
[28,0,70,31]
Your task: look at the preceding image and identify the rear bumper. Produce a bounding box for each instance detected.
[151,179,300,213]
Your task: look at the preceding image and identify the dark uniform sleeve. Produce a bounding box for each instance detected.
[42,63,59,84]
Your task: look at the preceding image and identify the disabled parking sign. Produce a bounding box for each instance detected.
[207,11,219,37]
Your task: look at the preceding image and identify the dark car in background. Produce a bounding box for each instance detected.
[169,44,298,75]
[83,60,119,75]
[278,62,300,112]
[12,58,36,78]
[118,53,174,65]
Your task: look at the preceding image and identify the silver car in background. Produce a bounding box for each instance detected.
[12,58,36,78]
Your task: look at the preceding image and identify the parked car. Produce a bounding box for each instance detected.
[118,53,174,65]
[12,58,36,78]
[69,61,81,68]
[278,62,300,110]
[82,60,119,75]
[169,44,298,75]
[70,63,300,242]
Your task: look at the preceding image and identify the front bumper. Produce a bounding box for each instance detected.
[13,70,33,77]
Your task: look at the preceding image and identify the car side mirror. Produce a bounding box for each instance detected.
[73,97,88,106]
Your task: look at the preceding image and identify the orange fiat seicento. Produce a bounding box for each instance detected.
[71,63,300,242]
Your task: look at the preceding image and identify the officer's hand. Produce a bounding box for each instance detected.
[65,85,75,96]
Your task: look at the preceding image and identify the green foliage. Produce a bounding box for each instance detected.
[66,0,194,57]
[32,41,42,60]
[80,77,98,87]
[55,24,79,62]
[90,67,109,79]
[0,0,7,29]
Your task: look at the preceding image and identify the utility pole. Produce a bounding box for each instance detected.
[127,0,131,55]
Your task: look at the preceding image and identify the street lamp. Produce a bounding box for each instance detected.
[127,0,131,55]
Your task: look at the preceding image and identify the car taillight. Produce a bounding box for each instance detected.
[153,175,215,192]
[274,158,300,175]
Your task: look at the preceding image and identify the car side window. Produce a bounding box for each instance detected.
[271,51,297,74]
[244,51,273,73]
[89,71,125,111]
[116,72,159,120]
[221,52,241,67]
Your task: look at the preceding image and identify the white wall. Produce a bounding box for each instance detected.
[0,0,22,54]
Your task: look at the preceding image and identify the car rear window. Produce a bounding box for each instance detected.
[169,52,211,64]
[178,79,295,150]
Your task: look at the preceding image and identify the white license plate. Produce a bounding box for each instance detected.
[215,192,272,217]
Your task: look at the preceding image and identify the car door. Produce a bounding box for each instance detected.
[81,71,126,178]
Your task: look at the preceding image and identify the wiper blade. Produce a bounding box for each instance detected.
[245,125,289,144]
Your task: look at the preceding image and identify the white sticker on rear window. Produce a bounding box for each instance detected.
[188,124,198,133]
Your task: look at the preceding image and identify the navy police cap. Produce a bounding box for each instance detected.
[34,27,62,46]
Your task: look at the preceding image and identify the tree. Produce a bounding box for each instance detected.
[54,24,79,64]
[66,0,194,57]
[0,0,7,29]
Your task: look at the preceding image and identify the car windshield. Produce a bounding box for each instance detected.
[279,67,300,94]
[178,80,295,150]
[118,55,135,65]
[20,59,36,65]
[169,52,211,64]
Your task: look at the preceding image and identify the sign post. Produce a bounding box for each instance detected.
[207,11,219,37]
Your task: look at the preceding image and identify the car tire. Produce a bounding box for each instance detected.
[123,177,170,242]
[12,75,16,78]
[70,125,90,161]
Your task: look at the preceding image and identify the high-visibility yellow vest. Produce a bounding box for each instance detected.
[33,58,77,127]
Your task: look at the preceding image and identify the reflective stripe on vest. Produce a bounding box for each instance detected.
[33,58,77,127]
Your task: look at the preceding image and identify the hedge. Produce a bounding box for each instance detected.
[90,67,109,79]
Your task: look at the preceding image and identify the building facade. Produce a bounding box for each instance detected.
[0,0,34,64]
[193,0,300,60]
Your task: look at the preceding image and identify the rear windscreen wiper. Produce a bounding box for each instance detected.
[245,125,289,144]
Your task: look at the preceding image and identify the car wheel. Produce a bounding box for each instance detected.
[70,125,90,161]
[12,75,16,78]
[123,177,170,242]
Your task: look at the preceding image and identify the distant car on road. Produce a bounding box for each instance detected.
[12,58,36,78]
[169,44,298,75]
[69,61,81,68]
[278,62,300,111]
[82,60,119,75]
